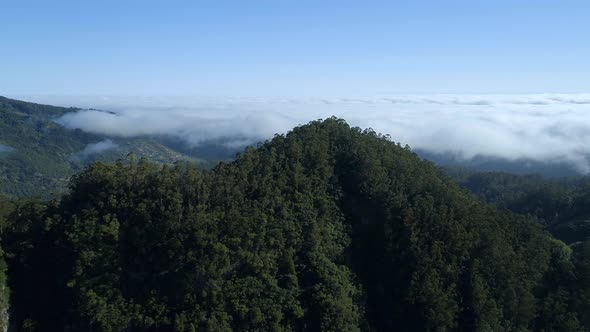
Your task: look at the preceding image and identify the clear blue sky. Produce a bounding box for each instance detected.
[2,0,589,96]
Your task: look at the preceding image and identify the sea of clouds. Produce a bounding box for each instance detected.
[19,94,590,173]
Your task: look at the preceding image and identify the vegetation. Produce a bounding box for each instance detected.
[454,170,590,245]
[0,97,221,198]
[0,196,13,331]
[2,118,589,331]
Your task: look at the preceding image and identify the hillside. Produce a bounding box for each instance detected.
[419,150,584,178]
[0,97,225,198]
[450,170,590,245]
[2,118,588,331]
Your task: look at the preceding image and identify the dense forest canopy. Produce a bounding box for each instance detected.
[451,170,590,245]
[1,118,589,331]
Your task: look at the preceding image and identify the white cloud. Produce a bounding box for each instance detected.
[72,140,118,160]
[27,93,590,173]
[0,144,14,153]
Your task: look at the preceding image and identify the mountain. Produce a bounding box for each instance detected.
[417,149,584,178]
[2,118,588,331]
[450,170,590,245]
[0,97,234,198]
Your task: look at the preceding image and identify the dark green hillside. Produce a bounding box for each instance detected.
[453,170,590,245]
[0,97,208,198]
[4,118,588,331]
[0,195,13,331]
[0,97,100,197]
[0,96,76,119]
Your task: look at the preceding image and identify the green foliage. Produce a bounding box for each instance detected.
[0,97,216,198]
[0,195,15,330]
[455,170,590,244]
[2,118,589,331]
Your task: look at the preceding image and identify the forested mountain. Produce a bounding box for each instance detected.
[420,150,583,178]
[1,118,588,331]
[451,170,590,245]
[0,97,230,198]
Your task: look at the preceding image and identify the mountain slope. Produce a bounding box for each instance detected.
[450,170,590,244]
[0,97,217,197]
[4,118,588,331]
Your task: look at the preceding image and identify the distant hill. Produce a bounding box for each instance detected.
[417,149,583,178]
[448,169,590,245]
[0,97,235,198]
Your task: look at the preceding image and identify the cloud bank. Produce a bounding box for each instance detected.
[0,144,15,153]
[40,94,590,173]
[71,140,118,161]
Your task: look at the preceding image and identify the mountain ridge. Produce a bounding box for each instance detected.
[0,96,224,197]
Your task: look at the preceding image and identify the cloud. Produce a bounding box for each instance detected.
[32,93,590,173]
[55,100,295,148]
[71,140,118,160]
[0,144,15,153]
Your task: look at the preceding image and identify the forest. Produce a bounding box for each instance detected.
[0,96,224,198]
[0,118,588,331]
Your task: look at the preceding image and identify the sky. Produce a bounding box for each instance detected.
[2,0,590,96]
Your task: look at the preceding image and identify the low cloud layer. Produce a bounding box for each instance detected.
[0,144,15,153]
[36,94,590,173]
[71,140,118,161]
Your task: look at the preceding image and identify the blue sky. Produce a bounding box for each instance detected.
[1,0,589,96]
